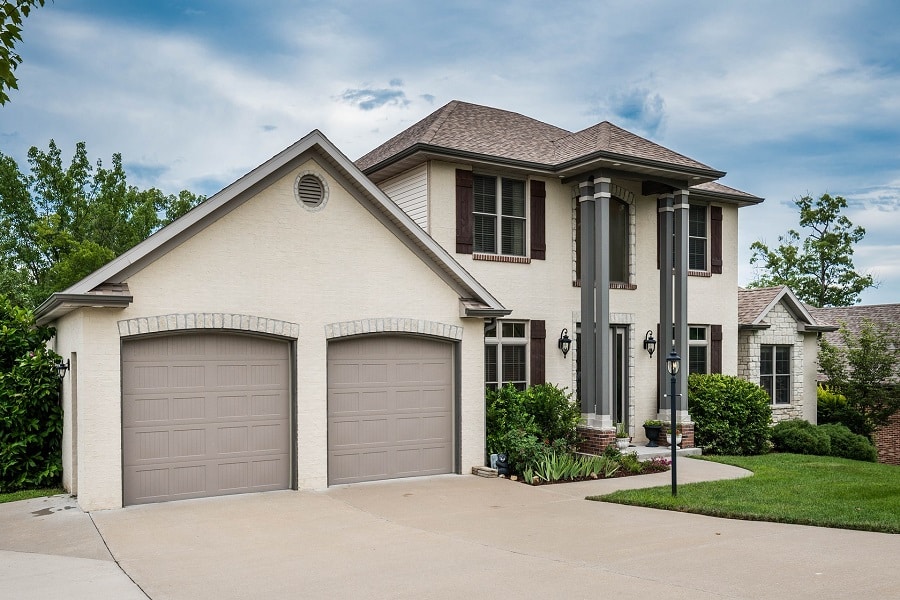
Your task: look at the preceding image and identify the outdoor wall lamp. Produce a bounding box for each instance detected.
[56,358,70,380]
[643,330,657,358]
[558,328,572,358]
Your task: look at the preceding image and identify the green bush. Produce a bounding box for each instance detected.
[771,420,831,456]
[817,423,878,462]
[817,385,869,437]
[688,374,772,455]
[0,296,63,492]
[485,383,580,474]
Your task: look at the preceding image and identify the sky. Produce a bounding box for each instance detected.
[3,0,900,305]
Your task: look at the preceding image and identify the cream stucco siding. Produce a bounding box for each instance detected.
[420,161,741,438]
[53,155,486,510]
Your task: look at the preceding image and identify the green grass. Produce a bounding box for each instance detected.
[0,487,65,504]
[589,453,900,533]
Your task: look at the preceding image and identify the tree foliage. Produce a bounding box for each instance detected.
[0,0,47,105]
[0,294,62,491]
[818,319,900,438]
[0,140,204,306]
[748,193,875,307]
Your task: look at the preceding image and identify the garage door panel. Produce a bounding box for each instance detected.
[328,335,454,485]
[123,333,290,505]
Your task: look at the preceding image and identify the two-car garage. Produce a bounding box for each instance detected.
[122,332,455,505]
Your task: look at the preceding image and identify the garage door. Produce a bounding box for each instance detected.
[122,333,291,505]
[327,335,454,485]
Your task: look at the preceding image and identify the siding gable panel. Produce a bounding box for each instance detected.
[380,164,429,231]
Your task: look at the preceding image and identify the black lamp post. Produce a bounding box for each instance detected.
[665,346,681,496]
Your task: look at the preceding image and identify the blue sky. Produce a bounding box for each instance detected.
[3,0,900,304]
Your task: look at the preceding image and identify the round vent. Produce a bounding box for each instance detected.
[294,172,328,211]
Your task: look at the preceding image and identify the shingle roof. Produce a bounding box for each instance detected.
[356,100,718,175]
[691,181,763,203]
[738,285,825,329]
[808,304,900,349]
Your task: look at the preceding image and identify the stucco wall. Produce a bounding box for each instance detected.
[424,161,741,438]
[53,155,485,510]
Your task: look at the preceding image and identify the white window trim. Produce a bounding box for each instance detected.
[688,325,708,374]
[689,203,709,272]
[474,173,527,257]
[485,319,528,389]
[760,344,792,405]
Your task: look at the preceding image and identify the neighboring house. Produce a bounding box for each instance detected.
[808,304,900,465]
[357,100,764,451]
[737,286,835,423]
[36,131,509,510]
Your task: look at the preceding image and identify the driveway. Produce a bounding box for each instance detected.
[4,458,899,599]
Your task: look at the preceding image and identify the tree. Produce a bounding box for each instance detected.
[748,193,875,307]
[818,319,900,438]
[0,0,47,105]
[0,140,204,306]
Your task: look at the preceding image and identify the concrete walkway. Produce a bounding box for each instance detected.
[3,458,899,599]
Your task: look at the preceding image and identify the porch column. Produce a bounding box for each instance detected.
[674,189,690,413]
[578,178,596,415]
[594,175,612,425]
[658,193,675,412]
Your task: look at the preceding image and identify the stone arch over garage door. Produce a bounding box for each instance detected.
[120,314,298,505]
[326,322,459,485]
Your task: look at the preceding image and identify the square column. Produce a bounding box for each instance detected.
[593,176,612,427]
[658,194,674,412]
[673,189,690,413]
[578,178,595,415]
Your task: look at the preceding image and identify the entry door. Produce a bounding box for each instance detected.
[610,326,628,427]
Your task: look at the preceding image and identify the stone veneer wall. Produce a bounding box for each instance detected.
[737,302,805,422]
[874,412,900,466]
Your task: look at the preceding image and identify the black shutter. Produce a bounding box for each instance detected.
[710,324,723,373]
[456,169,473,254]
[710,205,723,274]
[530,320,546,385]
[530,180,546,260]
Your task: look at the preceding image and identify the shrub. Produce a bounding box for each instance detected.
[817,423,878,462]
[771,420,831,456]
[0,296,63,492]
[817,385,869,437]
[485,383,579,474]
[688,374,772,455]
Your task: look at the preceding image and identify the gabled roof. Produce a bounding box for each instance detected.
[738,286,833,332]
[690,181,764,205]
[356,101,747,192]
[36,130,509,324]
[808,303,900,350]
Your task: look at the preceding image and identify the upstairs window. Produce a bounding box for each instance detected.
[689,204,708,271]
[474,174,526,256]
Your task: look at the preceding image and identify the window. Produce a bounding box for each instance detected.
[485,320,527,390]
[574,194,630,283]
[474,174,525,256]
[688,326,708,374]
[761,345,791,404]
[689,204,707,271]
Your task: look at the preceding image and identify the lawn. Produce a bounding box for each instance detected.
[0,487,65,504]
[589,453,900,533]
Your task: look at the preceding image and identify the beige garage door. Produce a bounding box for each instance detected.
[122,333,291,505]
[328,335,455,485]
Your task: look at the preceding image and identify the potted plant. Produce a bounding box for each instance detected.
[643,419,663,447]
[614,422,630,451]
[665,423,683,447]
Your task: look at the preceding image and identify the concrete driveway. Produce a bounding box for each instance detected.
[4,458,899,599]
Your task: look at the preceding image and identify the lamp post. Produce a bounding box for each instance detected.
[665,346,681,497]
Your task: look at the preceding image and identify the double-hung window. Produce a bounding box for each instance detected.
[688,326,708,374]
[761,345,791,404]
[485,320,527,390]
[689,204,708,271]
[474,174,526,256]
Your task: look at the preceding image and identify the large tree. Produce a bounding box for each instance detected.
[0,140,204,307]
[748,193,875,307]
[0,0,47,105]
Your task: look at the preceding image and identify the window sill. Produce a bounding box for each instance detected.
[572,280,638,290]
[688,270,712,278]
[474,253,531,264]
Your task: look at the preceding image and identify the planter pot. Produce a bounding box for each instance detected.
[644,425,662,447]
[615,437,630,451]
[666,433,683,447]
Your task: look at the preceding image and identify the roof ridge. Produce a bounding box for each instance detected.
[421,100,459,144]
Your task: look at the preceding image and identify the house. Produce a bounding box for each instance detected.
[737,286,835,423]
[36,131,509,510]
[37,101,773,510]
[357,100,764,452]
[808,303,900,465]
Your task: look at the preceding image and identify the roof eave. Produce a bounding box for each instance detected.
[554,150,725,184]
[35,293,133,326]
[690,187,765,207]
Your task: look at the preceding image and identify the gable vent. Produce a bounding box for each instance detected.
[294,171,329,211]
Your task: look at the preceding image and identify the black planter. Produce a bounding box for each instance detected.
[644,425,662,447]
